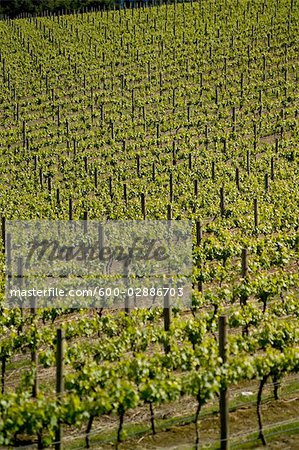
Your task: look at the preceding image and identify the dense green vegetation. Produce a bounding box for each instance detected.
[0,0,115,18]
[0,0,298,448]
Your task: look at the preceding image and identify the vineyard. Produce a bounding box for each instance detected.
[0,0,299,448]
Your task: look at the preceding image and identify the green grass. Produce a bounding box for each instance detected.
[65,377,299,449]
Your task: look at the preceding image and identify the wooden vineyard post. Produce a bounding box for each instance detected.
[240,72,244,98]
[196,221,203,294]
[163,287,171,354]
[196,221,202,246]
[253,123,257,153]
[131,88,135,116]
[39,167,43,189]
[159,71,163,96]
[254,198,259,229]
[167,204,172,221]
[68,197,73,221]
[141,193,146,219]
[219,316,229,450]
[15,102,19,121]
[152,162,156,182]
[55,329,64,450]
[94,167,98,189]
[246,150,250,175]
[47,176,52,195]
[172,141,176,166]
[57,105,60,127]
[83,211,88,233]
[232,106,236,132]
[100,103,104,122]
[109,176,113,200]
[220,187,225,217]
[172,87,176,112]
[241,248,248,278]
[22,120,26,148]
[212,161,215,180]
[193,179,198,213]
[1,219,8,393]
[56,188,60,207]
[163,205,172,353]
[169,173,173,203]
[235,168,240,191]
[97,223,107,312]
[156,122,160,143]
[163,289,171,332]
[73,139,77,156]
[110,121,114,140]
[270,157,275,181]
[31,296,38,398]
[124,257,130,315]
[264,173,269,192]
[17,256,24,323]
[123,183,127,208]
